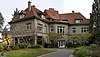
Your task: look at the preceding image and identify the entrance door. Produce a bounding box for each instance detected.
[58,40,65,48]
[37,36,43,45]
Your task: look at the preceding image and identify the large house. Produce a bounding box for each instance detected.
[9,1,90,47]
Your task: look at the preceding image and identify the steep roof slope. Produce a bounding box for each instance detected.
[44,8,59,19]
[10,1,43,23]
[59,12,90,24]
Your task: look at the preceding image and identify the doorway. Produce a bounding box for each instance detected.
[37,36,43,45]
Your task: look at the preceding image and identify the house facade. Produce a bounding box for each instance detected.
[9,1,90,47]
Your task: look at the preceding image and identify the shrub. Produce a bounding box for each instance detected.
[17,43,29,49]
[66,40,81,48]
[89,44,100,57]
[12,45,19,50]
[89,44,97,50]
[74,46,90,57]
[0,43,4,51]
[33,45,42,48]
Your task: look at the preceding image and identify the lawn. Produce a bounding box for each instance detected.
[6,49,56,57]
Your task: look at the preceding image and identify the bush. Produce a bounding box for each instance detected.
[74,46,90,57]
[89,44,100,57]
[33,45,43,48]
[12,45,19,50]
[66,40,81,48]
[0,43,4,51]
[17,43,29,49]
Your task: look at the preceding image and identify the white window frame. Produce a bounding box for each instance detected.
[20,14,25,19]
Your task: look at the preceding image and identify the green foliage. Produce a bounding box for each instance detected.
[89,44,100,57]
[66,39,80,47]
[74,46,90,57]
[47,33,64,47]
[33,45,43,48]
[12,45,19,50]
[74,32,91,40]
[90,0,100,44]
[17,43,30,49]
[47,33,64,40]
[0,43,4,51]
[0,12,4,32]
[68,32,92,47]
[12,8,20,17]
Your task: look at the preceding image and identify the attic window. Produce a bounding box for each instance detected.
[19,14,25,19]
[75,19,83,24]
[41,15,45,19]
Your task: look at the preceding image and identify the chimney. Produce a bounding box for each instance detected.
[49,8,54,10]
[28,1,32,11]
[72,11,74,13]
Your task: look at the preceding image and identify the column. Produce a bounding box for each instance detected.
[34,36,37,45]
[13,37,15,45]
[58,41,59,47]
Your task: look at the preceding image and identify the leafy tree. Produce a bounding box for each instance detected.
[90,0,100,45]
[12,8,20,17]
[2,25,12,46]
[0,12,4,32]
[74,32,91,41]
[47,33,64,47]
[71,32,92,46]
[47,33,64,40]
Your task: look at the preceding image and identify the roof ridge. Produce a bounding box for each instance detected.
[60,12,80,15]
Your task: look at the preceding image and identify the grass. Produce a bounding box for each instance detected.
[6,49,56,57]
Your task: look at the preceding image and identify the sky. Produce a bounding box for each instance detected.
[0,0,94,23]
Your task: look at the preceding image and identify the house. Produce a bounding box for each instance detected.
[9,1,90,48]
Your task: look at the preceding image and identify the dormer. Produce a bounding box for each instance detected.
[41,15,46,19]
[19,10,26,19]
[75,19,83,24]
[19,14,25,19]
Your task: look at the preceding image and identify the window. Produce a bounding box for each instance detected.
[72,28,76,33]
[57,26,65,34]
[50,26,54,32]
[26,23,31,30]
[20,14,25,19]
[75,19,83,23]
[41,15,45,19]
[81,27,88,33]
[49,19,54,21]
[44,25,48,33]
[37,23,43,31]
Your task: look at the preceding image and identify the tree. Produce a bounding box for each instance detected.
[0,12,4,32]
[12,8,20,17]
[2,25,12,46]
[47,33,64,41]
[47,33,64,47]
[70,32,92,46]
[90,0,100,45]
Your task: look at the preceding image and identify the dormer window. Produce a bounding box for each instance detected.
[20,14,25,19]
[41,15,45,19]
[75,19,83,23]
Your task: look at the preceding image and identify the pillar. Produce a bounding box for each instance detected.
[34,36,37,45]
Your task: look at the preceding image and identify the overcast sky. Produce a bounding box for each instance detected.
[0,0,94,23]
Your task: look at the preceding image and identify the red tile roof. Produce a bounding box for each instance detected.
[9,1,90,25]
[59,13,90,24]
[44,9,90,24]
[44,8,60,19]
[10,6,43,23]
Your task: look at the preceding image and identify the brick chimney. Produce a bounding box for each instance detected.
[49,8,54,11]
[72,11,74,13]
[28,1,32,11]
